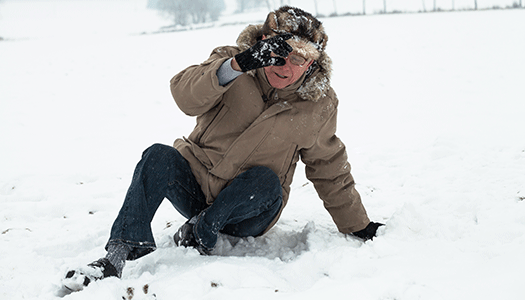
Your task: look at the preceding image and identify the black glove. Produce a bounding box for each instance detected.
[352,222,384,241]
[234,33,294,72]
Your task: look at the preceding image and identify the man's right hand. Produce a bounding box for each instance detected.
[234,33,294,72]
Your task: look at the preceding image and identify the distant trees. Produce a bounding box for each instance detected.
[149,0,226,26]
[236,0,264,13]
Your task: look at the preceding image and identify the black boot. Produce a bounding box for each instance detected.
[62,258,119,292]
[174,220,211,255]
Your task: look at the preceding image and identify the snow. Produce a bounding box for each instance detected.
[1,1,525,299]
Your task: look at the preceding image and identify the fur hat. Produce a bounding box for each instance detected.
[261,6,328,60]
[236,6,332,102]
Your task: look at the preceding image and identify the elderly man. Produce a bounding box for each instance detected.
[63,6,383,292]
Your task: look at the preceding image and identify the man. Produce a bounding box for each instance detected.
[63,6,383,292]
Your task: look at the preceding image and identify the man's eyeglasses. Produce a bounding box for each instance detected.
[271,52,308,67]
[287,54,307,67]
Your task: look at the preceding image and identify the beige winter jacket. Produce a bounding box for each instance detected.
[170,25,370,234]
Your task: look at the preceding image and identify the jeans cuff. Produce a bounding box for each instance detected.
[193,210,217,251]
[106,239,156,261]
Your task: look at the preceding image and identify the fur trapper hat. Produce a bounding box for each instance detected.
[262,6,327,60]
[262,6,328,60]
[236,6,332,102]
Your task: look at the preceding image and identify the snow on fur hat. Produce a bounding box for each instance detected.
[261,6,328,60]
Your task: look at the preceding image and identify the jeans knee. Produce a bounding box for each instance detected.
[144,143,168,155]
[243,166,281,194]
[140,144,182,172]
[142,143,177,160]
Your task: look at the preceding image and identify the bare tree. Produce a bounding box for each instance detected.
[237,0,246,12]
[208,1,226,21]
[332,0,338,16]
[156,0,189,26]
[155,0,225,26]
[383,0,387,13]
[189,0,207,24]
[474,0,478,9]
[363,0,366,15]
[312,0,319,16]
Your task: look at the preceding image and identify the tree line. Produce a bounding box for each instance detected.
[311,0,523,16]
[148,0,295,26]
[148,0,523,27]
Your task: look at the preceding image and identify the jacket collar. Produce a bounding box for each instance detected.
[236,24,332,102]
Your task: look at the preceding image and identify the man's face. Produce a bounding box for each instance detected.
[262,35,314,89]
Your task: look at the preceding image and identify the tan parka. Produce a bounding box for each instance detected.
[170,25,370,234]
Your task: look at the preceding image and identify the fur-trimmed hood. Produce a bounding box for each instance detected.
[236,24,333,102]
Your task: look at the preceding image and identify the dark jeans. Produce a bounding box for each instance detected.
[106,144,283,259]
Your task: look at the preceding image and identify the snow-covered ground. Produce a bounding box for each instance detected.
[1,1,524,299]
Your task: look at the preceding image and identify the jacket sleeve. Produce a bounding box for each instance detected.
[170,46,239,116]
[300,98,370,234]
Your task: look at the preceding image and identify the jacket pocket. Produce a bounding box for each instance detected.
[197,103,229,144]
[210,119,275,181]
[278,143,298,181]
